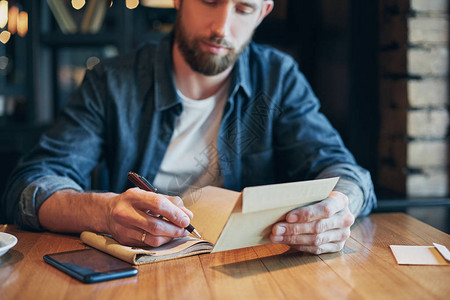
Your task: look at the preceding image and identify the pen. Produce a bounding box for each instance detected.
[127,171,202,239]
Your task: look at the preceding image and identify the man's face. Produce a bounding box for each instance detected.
[174,0,272,76]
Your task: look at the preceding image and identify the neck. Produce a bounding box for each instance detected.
[172,41,233,100]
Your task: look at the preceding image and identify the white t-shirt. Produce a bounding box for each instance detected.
[153,83,229,196]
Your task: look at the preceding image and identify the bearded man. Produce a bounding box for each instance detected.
[1,0,376,255]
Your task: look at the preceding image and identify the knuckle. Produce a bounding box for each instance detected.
[344,213,355,227]
[313,246,323,255]
[124,187,139,198]
[292,224,302,235]
[111,205,128,222]
[337,241,346,251]
[123,188,132,196]
[172,196,184,206]
[169,213,185,227]
[313,235,323,246]
[321,203,332,218]
[147,220,163,235]
[153,195,165,206]
[332,191,348,202]
[153,195,171,211]
[313,221,325,234]
[342,228,351,240]
[146,236,163,247]
[283,235,293,244]
[272,226,278,235]
[301,209,313,222]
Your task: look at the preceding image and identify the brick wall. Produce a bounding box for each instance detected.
[379,0,449,197]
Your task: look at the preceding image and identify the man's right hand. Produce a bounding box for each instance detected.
[38,188,194,248]
[107,188,194,247]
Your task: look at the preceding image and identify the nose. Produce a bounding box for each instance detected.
[210,4,233,38]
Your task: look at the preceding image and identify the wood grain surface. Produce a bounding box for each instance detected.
[1,213,449,299]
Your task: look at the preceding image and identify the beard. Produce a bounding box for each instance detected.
[174,11,252,76]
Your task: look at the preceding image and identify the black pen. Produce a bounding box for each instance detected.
[127,171,202,239]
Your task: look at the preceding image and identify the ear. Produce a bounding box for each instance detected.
[256,0,274,26]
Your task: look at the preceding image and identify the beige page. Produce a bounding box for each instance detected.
[183,186,241,244]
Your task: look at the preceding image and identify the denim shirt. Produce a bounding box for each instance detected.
[1,34,376,230]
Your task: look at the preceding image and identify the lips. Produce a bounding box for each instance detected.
[201,40,231,55]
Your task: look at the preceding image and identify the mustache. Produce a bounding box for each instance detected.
[203,35,234,49]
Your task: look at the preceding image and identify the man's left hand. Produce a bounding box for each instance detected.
[270,191,355,254]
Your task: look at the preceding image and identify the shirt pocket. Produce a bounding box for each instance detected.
[241,148,275,187]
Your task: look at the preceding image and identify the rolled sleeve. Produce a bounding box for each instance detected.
[18,175,83,231]
[316,163,377,217]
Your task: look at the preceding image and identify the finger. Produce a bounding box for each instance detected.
[272,209,355,235]
[109,223,139,246]
[167,196,184,207]
[146,195,194,220]
[270,227,351,246]
[111,200,188,238]
[139,212,190,238]
[167,196,194,219]
[141,231,176,248]
[290,241,346,255]
[118,227,175,247]
[286,191,348,223]
[110,195,156,230]
[147,195,191,227]
[125,188,191,228]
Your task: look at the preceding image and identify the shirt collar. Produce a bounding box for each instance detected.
[154,33,181,111]
[230,44,252,99]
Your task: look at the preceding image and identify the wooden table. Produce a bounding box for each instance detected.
[1,213,449,299]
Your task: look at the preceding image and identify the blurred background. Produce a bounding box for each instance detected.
[0,0,449,232]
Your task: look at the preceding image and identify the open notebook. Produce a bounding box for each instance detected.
[81,177,339,265]
[81,232,213,265]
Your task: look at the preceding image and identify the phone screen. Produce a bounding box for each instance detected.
[44,248,138,283]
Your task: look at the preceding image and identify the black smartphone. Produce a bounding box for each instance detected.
[43,248,138,284]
